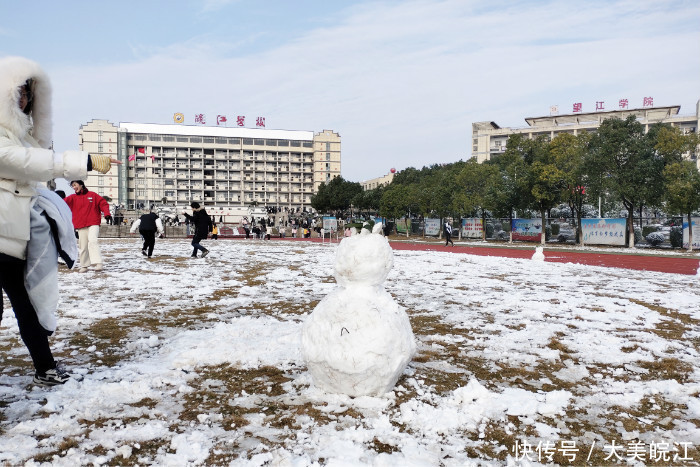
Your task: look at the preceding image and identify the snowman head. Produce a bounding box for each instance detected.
[334,223,393,287]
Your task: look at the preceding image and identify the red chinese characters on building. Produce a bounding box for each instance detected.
[643,97,654,107]
[216,115,227,125]
[194,114,206,124]
[256,117,266,127]
[596,101,605,111]
[619,99,628,109]
[236,116,245,127]
[573,103,582,113]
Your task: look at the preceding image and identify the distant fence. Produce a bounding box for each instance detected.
[393,217,686,247]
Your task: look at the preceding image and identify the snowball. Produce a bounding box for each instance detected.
[334,230,394,287]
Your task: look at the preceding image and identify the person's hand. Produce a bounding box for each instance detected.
[110,158,122,165]
[105,215,112,223]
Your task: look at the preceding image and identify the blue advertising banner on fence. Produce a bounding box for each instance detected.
[581,218,626,245]
[511,219,542,242]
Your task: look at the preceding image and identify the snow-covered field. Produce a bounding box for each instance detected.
[1,238,699,466]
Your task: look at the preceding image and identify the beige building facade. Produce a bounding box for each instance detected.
[79,120,340,214]
[472,101,700,167]
[361,170,395,191]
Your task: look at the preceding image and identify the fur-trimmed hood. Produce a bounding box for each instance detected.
[0,56,52,148]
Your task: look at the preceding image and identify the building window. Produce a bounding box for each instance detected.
[325,142,331,151]
[98,177,104,185]
[326,153,330,161]
[98,130,103,141]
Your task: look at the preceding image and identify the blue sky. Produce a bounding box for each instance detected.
[2,0,699,182]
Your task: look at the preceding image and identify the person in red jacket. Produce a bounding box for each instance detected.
[63,180,112,272]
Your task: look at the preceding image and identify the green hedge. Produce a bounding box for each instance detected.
[642,225,659,237]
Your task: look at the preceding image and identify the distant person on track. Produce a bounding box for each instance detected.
[444,220,454,247]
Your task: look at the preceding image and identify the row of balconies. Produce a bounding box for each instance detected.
[155,164,311,172]
[133,174,313,184]
[157,156,314,165]
[146,146,314,155]
[132,176,316,186]
[165,186,312,193]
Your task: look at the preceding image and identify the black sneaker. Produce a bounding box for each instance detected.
[141,250,147,256]
[201,249,209,258]
[33,366,70,386]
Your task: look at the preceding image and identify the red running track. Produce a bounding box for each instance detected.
[388,242,700,275]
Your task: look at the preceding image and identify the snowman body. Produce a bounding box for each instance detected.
[302,226,416,397]
[532,246,545,261]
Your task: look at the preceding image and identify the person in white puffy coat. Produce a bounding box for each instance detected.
[0,56,118,386]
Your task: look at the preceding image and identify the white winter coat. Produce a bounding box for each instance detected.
[0,56,88,259]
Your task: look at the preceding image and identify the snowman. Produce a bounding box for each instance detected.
[531,246,545,261]
[302,223,416,397]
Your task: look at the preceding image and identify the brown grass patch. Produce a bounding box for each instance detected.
[236,267,266,287]
[180,365,296,430]
[637,357,693,383]
[369,437,400,454]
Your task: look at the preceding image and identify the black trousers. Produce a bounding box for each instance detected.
[0,254,56,373]
[140,229,156,257]
[445,232,453,245]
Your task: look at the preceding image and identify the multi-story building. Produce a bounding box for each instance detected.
[361,170,395,191]
[79,120,341,216]
[472,100,700,167]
